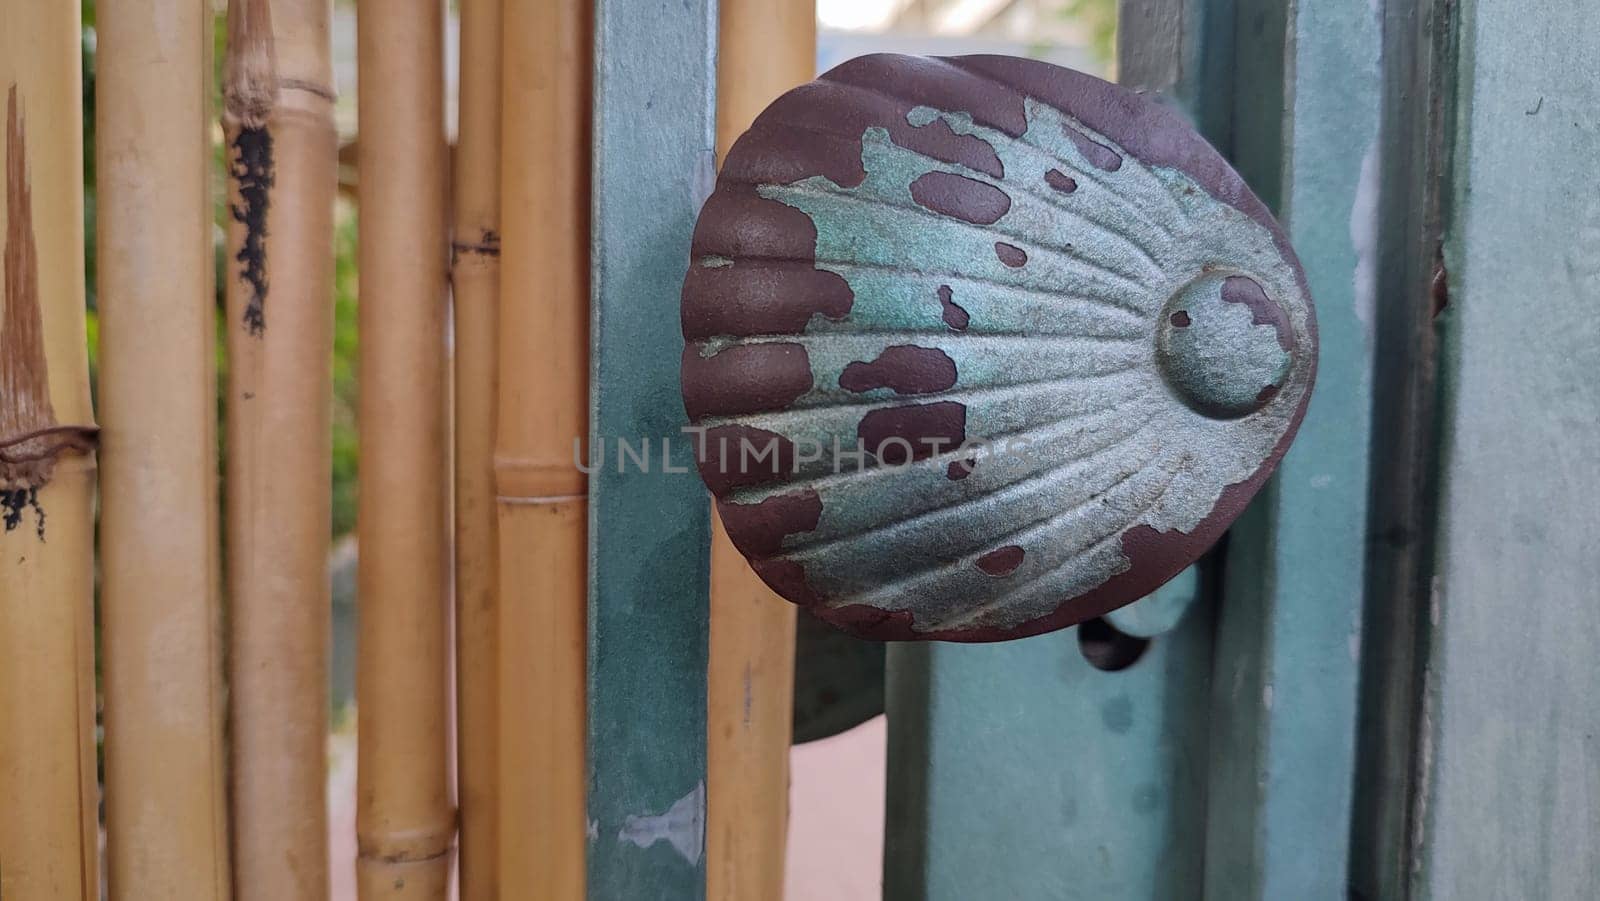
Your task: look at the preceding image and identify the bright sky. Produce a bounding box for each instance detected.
[816,0,905,31]
[818,0,1041,36]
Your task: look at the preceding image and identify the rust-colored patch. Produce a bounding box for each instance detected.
[682,342,814,419]
[1169,310,1191,327]
[751,558,825,607]
[839,345,957,395]
[936,284,969,331]
[901,114,1005,179]
[1220,274,1292,351]
[682,257,854,340]
[716,64,1016,194]
[1062,122,1123,172]
[1,86,96,538]
[926,428,1307,643]
[857,401,967,465]
[947,456,977,480]
[1044,168,1078,193]
[695,424,798,495]
[908,171,1011,225]
[683,186,854,340]
[946,55,1310,291]
[716,489,823,558]
[808,601,921,639]
[994,242,1027,267]
[976,545,1025,576]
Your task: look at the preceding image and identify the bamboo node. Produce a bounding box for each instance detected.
[2,86,97,537]
[451,229,501,262]
[223,0,279,128]
[279,78,338,104]
[1,425,100,473]
[492,457,587,499]
[0,425,96,546]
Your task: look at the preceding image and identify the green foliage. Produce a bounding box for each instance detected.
[1061,0,1118,66]
[331,206,360,538]
[82,2,97,314]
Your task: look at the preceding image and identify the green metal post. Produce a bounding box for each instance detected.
[586,1,718,896]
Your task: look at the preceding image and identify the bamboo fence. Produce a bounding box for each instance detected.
[705,2,815,898]
[97,1,230,897]
[223,1,340,898]
[495,0,591,897]
[355,1,455,897]
[0,5,833,898]
[0,4,99,899]
[451,0,504,896]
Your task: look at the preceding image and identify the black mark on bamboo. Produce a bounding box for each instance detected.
[451,229,501,264]
[1,487,44,539]
[229,125,275,336]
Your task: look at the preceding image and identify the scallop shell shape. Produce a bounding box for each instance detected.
[681,54,1317,642]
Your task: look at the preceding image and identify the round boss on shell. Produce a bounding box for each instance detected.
[681,53,1317,642]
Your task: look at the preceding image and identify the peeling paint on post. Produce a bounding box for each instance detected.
[586,0,716,897]
[617,782,706,865]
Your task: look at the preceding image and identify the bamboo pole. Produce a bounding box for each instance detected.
[356,1,455,897]
[451,0,503,897]
[0,4,99,899]
[496,0,589,897]
[222,0,339,898]
[97,1,230,897]
[706,3,814,898]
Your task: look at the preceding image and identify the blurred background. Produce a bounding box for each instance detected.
[75,1,1113,897]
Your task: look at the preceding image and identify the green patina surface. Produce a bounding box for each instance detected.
[1158,272,1291,417]
[1203,0,1383,895]
[700,96,1311,633]
[586,0,715,896]
[885,11,1242,894]
[1412,0,1600,895]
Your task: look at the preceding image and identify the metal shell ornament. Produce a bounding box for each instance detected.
[681,54,1316,642]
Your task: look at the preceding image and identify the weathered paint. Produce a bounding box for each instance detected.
[683,55,1316,642]
[1346,0,1453,891]
[586,0,716,897]
[1409,0,1600,896]
[617,782,706,865]
[884,9,1237,894]
[1203,0,1382,895]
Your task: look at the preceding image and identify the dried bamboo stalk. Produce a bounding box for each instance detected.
[705,4,814,898]
[222,0,339,898]
[356,1,455,897]
[451,0,503,897]
[97,1,230,897]
[0,4,99,899]
[495,0,590,897]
